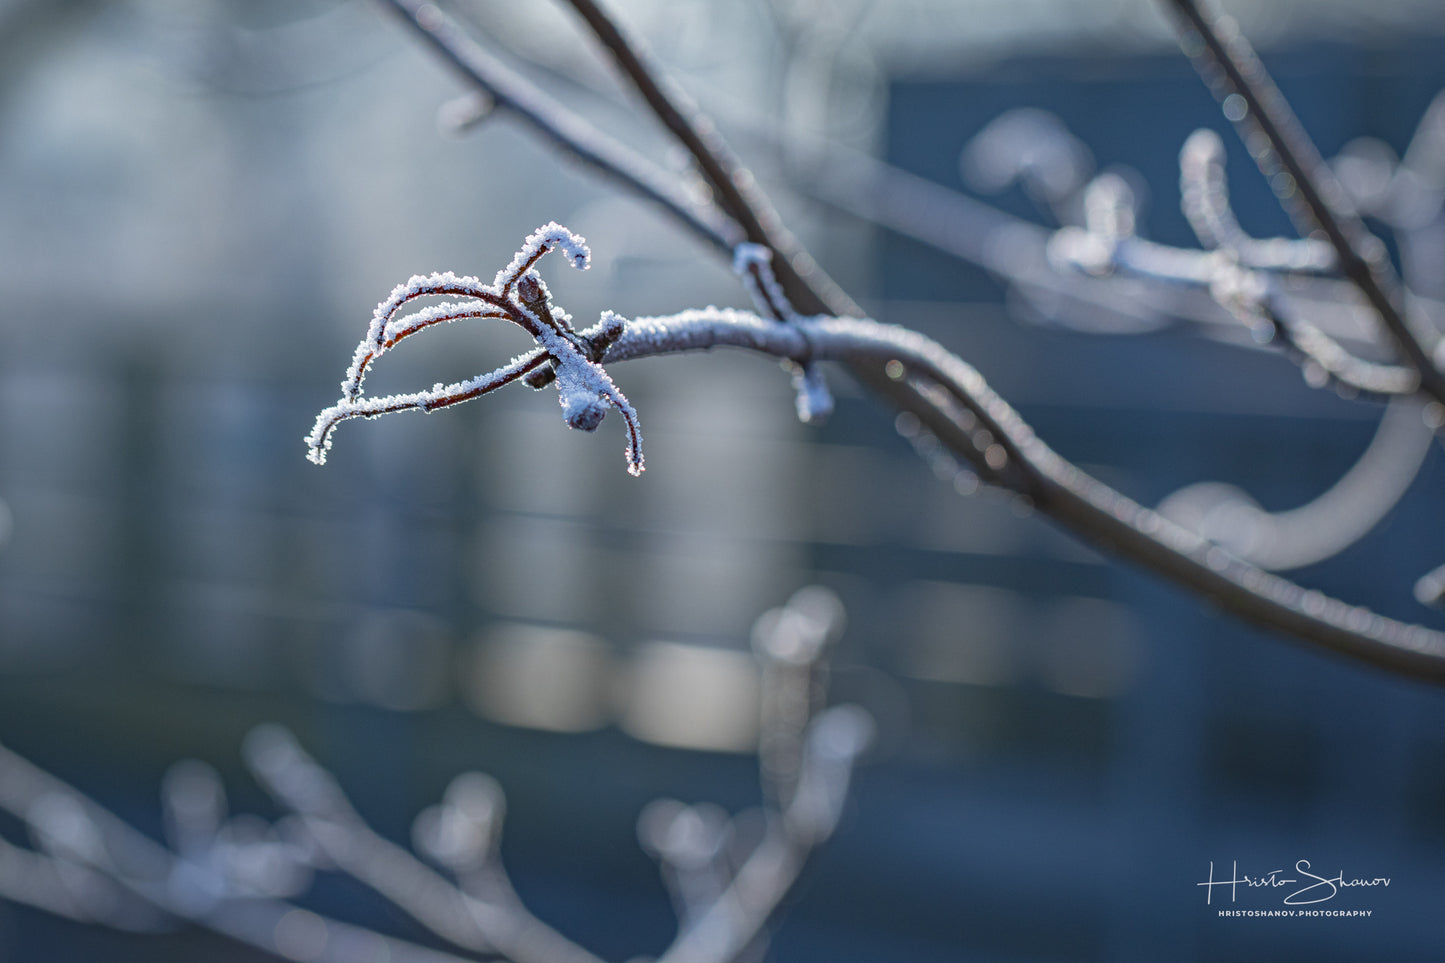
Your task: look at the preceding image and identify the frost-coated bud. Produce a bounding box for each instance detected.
[792,363,834,424]
[516,273,545,308]
[560,382,607,431]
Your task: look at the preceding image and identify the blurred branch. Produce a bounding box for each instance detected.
[1051,161,1422,399]
[244,726,607,963]
[0,589,872,963]
[0,741,480,963]
[649,588,870,963]
[1158,397,1434,570]
[559,0,859,320]
[1164,0,1445,407]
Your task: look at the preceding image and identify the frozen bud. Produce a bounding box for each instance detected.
[792,364,834,424]
[560,386,607,431]
[585,311,628,362]
[516,273,545,307]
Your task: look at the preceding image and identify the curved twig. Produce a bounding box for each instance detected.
[1179,127,1335,273]
[1158,397,1434,570]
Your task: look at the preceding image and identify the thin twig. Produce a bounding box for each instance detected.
[656,705,871,963]
[1050,225,1421,399]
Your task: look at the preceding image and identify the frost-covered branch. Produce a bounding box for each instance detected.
[340,1,1445,684]
[309,239,1445,680]
[585,304,1445,682]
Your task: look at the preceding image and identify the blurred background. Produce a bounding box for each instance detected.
[1,0,1445,959]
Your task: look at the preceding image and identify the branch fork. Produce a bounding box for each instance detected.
[306,222,643,475]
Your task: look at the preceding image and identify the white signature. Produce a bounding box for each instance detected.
[1196,860,1391,906]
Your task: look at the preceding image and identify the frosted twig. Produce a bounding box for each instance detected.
[734,243,834,423]
[1164,0,1445,407]
[307,223,644,475]
[1179,128,1336,272]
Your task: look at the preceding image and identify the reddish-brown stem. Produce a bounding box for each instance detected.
[383,309,511,350]
[502,247,551,296]
[317,351,550,454]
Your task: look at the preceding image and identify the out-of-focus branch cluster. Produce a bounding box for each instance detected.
[1046,78,1445,583]
[0,588,871,963]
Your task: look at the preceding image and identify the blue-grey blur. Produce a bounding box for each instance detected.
[0,0,1443,960]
